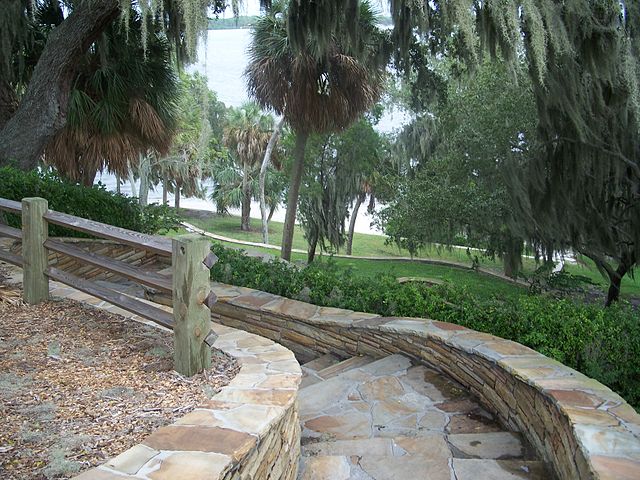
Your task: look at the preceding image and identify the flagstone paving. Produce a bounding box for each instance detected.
[297,353,551,480]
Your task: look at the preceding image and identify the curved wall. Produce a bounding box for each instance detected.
[210,282,640,480]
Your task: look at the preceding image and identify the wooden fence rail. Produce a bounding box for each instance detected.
[0,196,217,376]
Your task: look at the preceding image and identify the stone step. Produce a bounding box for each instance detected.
[447,432,525,459]
[451,459,547,480]
[300,354,343,389]
[315,355,376,380]
[300,373,324,389]
[302,353,342,373]
[298,455,547,480]
[302,435,449,458]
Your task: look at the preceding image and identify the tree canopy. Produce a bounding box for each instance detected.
[381,60,537,277]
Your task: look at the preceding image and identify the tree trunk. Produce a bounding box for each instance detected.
[503,236,523,279]
[0,80,18,130]
[0,0,120,169]
[281,131,308,261]
[605,261,629,306]
[267,203,276,223]
[260,118,285,244]
[175,184,181,209]
[240,162,251,231]
[116,174,121,194]
[346,192,365,256]
[308,233,318,263]
[162,172,168,205]
[80,165,98,187]
[138,154,150,206]
[127,163,138,197]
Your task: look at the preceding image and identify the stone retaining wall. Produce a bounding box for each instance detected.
[73,322,301,480]
[209,283,640,480]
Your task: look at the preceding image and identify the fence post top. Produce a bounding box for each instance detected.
[172,233,210,245]
[22,197,48,205]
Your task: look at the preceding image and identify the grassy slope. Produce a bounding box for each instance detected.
[175,212,640,299]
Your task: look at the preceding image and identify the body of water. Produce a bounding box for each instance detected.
[98,28,408,235]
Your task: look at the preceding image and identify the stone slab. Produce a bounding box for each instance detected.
[147,452,232,480]
[448,432,524,459]
[299,456,351,480]
[452,459,547,479]
[105,444,159,475]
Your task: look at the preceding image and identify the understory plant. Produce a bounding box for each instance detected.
[0,167,177,235]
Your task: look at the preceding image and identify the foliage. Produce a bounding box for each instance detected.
[508,1,640,305]
[296,116,383,259]
[154,72,228,204]
[524,262,598,297]
[210,102,282,228]
[0,167,177,236]
[209,157,286,217]
[43,10,178,185]
[279,0,640,302]
[209,242,640,408]
[246,0,389,135]
[381,61,537,277]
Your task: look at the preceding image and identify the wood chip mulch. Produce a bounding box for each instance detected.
[0,281,240,480]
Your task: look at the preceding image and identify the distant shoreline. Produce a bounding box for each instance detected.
[207,16,257,30]
[207,15,393,31]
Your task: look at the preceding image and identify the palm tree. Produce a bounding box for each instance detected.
[245,0,388,260]
[42,11,177,186]
[222,103,275,231]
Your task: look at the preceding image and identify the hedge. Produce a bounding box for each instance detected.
[0,167,177,236]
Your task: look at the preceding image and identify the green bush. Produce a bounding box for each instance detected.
[209,243,640,408]
[0,167,177,236]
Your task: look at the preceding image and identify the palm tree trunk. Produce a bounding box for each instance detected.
[241,162,251,231]
[174,184,181,209]
[127,161,137,197]
[260,118,285,244]
[162,172,168,205]
[138,154,150,206]
[116,174,121,194]
[281,131,308,261]
[346,192,365,255]
[268,203,276,223]
[80,165,98,187]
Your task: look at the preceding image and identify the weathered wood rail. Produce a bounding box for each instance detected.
[0,196,218,376]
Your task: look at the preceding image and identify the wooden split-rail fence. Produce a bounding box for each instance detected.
[0,197,218,377]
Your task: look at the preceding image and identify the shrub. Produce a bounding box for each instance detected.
[0,167,177,235]
[209,243,640,408]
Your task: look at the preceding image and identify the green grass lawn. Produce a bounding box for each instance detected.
[173,212,640,300]
[180,213,503,264]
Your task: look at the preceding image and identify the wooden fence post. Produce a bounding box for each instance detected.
[172,234,212,376]
[22,197,49,304]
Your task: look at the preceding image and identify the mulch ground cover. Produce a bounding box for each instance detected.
[0,276,239,480]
